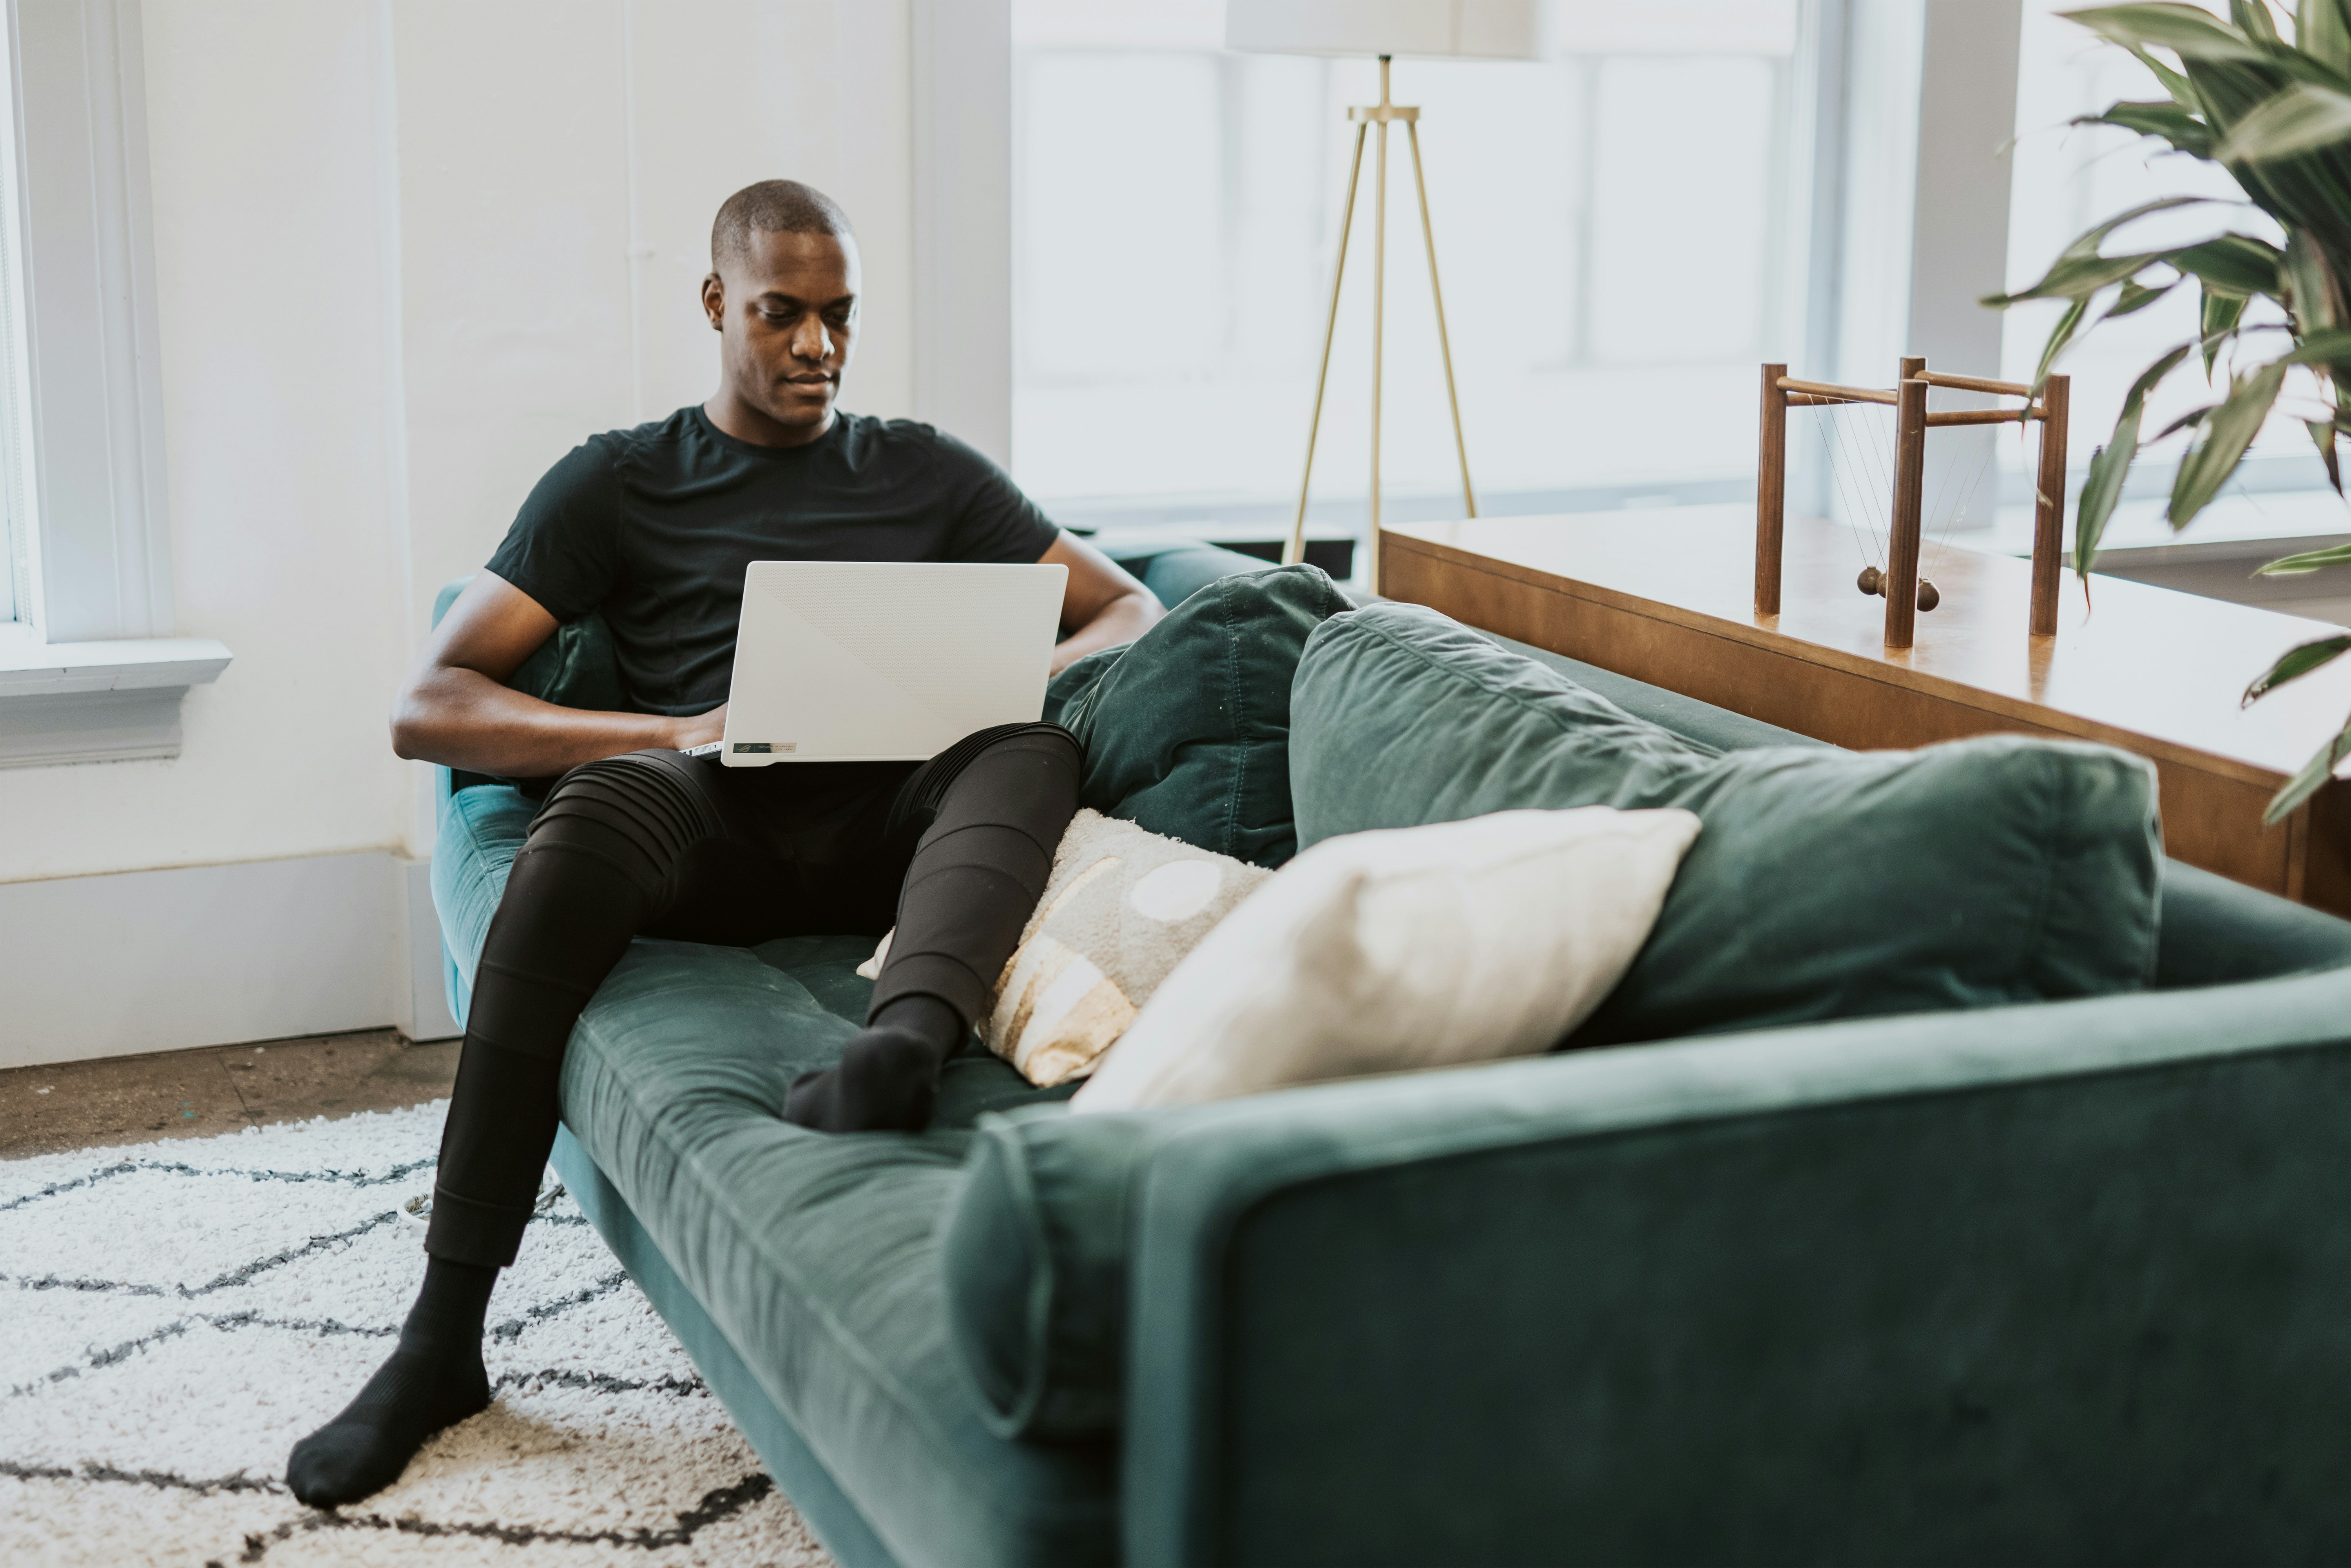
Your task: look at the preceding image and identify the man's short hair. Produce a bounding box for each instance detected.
[710,180,854,271]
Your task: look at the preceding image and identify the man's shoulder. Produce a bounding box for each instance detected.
[833,411,1003,477]
[589,407,700,465]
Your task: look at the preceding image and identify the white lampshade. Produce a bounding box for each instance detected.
[1224,0,1552,61]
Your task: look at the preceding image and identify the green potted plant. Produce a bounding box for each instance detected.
[1989,0,2351,819]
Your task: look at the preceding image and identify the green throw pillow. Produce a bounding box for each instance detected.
[1054,563,1351,867]
[1290,605,2164,1044]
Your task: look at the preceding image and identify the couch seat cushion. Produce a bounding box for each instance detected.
[555,938,1110,1568]
[1290,605,2164,1045]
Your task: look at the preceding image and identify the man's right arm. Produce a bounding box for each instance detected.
[389,572,722,777]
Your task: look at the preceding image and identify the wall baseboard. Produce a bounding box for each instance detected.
[0,848,459,1070]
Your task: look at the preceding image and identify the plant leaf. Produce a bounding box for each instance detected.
[2259,539,2351,572]
[1986,249,2170,306]
[2262,713,2351,822]
[2076,344,2196,578]
[2311,417,2346,491]
[2233,0,2282,43]
[2301,0,2351,76]
[2171,359,2290,527]
[2271,325,2351,364]
[2033,297,2090,394]
[2244,634,2351,702]
[2204,285,2251,372]
[2110,277,2181,317]
[2169,232,2288,294]
[1985,196,2226,308]
[2079,99,2218,154]
[2062,4,2268,62]
[2283,227,2344,333]
[2212,79,2351,158]
[2152,405,2215,440]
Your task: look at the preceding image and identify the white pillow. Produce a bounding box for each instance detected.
[1070,806,1701,1113]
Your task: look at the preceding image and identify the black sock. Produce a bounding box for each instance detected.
[783,994,965,1133]
[285,1257,497,1506]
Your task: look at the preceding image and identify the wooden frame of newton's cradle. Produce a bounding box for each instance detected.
[1756,357,2070,647]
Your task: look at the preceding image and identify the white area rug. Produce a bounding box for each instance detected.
[0,1103,835,1567]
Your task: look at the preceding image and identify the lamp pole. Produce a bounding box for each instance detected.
[1286,54,1478,596]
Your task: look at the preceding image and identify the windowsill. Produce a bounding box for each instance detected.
[0,635,232,767]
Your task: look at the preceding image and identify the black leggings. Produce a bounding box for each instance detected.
[427,721,1080,1267]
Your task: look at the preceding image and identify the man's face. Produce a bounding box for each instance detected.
[703,230,860,435]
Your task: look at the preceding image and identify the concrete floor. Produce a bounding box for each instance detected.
[0,1029,460,1159]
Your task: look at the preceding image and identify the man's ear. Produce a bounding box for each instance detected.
[700,272,724,332]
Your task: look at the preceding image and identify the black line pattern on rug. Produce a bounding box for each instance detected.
[493,1367,708,1398]
[181,1211,403,1295]
[0,1457,283,1496]
[490,1270,631,1342]
[3,1197,585,1303]
[0,1155,438,1215]
[2,1210,404,1301]
[230,1471,776,1562]
[13,1269,635,1395]
[8,1309,403,1396]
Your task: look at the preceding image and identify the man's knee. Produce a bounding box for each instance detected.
[522,750,723,900]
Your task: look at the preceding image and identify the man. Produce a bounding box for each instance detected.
[286,179,1160,1507]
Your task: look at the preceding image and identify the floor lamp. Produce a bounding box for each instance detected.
[1226,0,1550,594]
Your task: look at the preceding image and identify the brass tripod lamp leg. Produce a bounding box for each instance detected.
[1405,118,1475,521]
[1287,124,1369,569]
[1368,70,1390,596]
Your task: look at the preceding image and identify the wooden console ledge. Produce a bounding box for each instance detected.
[1384,507,2351,914]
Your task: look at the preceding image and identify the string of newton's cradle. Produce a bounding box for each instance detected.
[1808,403,1999,587]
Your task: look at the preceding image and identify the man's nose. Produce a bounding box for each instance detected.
[790,316,829,361]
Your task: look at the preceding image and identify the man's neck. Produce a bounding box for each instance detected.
[702,393,834,449]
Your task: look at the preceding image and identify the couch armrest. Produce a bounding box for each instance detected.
[1119,975,2351,1566]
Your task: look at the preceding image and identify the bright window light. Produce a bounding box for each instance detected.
[1011,0,1807,517]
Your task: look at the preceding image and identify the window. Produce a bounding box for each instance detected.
[0,24,25,631]
[1010,0,1812,532]
[0,0,226,767]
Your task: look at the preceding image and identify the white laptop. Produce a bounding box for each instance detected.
[700,560,1068,765]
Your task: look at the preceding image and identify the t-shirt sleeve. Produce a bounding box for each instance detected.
[933,429,1063,563]
[482,440,625,621]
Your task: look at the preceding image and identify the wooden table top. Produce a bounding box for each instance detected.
[1387,507,2351,790]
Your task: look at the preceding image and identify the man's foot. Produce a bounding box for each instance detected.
[286,1258,497,1507]
[783,996,962,1132]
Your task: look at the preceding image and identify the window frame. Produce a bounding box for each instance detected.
[0,0,227,768]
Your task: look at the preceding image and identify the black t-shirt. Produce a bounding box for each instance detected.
[485,405,1063,715]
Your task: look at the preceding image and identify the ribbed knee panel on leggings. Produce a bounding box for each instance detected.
[430,751,722,1267]
[871,723,1081,1025]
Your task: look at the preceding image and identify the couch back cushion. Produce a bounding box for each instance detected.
[1052,563,1351,868]
[1290,605,2164,1045]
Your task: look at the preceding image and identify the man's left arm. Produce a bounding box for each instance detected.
[1041,532,1162,674]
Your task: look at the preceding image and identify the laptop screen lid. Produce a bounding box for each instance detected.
[718,560,1068,764]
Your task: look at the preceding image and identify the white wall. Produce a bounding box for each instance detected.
[1,0,933,1064]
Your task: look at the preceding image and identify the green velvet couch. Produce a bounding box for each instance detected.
[429,540,2351,1567]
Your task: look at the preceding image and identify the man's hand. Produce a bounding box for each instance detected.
[1041,533,1162,674]
[670,702,728,751]
[392,573,709,776]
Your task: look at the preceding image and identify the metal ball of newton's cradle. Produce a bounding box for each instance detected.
[1855,565,1940,611]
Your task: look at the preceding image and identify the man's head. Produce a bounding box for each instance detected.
[703,180,859,442]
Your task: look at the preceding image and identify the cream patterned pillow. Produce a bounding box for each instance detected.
[857,809,1270,1087]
